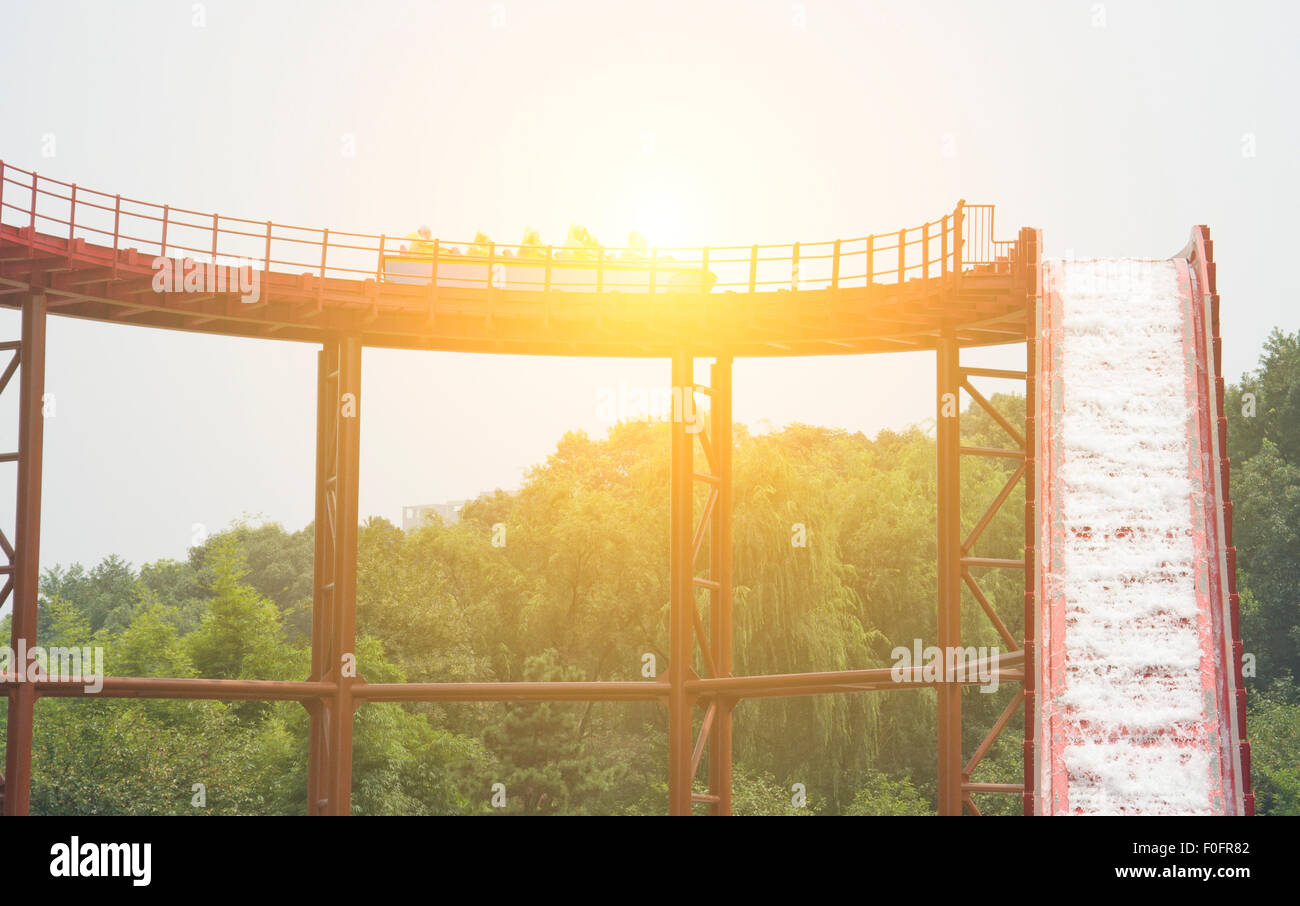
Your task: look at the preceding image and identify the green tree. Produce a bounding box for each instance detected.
[481,650,622,814]
[41,555,138,636]
[845,769,934,816]
[1226,329,1300,687]
[1246,680,1300,815]
[185,537,298,682]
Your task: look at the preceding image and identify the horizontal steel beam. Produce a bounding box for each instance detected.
[356,681,670,703]
[688,652,1024,698]
[0,657,1027,705]
[8,675,337,701]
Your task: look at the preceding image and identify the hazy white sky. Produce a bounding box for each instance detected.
[0,0,1296,570]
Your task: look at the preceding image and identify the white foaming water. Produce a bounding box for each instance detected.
[1052,258,1213,814]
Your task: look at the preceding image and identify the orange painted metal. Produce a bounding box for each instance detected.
[2,293,45,816]
[706,358,734,816]
[1184,227,1252,815]
[0,160,1048,816]
[936,331,963,816]
[1021,226,1041,817]
[0,162,1028,358]
[668,351,695,815]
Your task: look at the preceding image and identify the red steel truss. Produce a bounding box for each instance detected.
[0,160,1225,816]
[0,291,45,815]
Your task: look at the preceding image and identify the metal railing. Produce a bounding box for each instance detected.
[0,160,1016,294]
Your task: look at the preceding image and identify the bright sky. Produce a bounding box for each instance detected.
[0,0,1296,570]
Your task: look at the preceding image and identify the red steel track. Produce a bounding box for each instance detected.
[0,162,1028,356]
[0,159,1246,816]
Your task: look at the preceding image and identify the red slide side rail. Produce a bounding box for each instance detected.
[1184,225,1253,815]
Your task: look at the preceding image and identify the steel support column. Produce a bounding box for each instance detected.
[667,354,734,815]
[936,330,964,815]
[307,335,362,815]
[1021,227,1041,816]
[668,350,695,815]
[706,357,733,815]
[3,293,46,816]
[306,344,334,814]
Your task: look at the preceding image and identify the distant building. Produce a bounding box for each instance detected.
[402,500,468,531]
